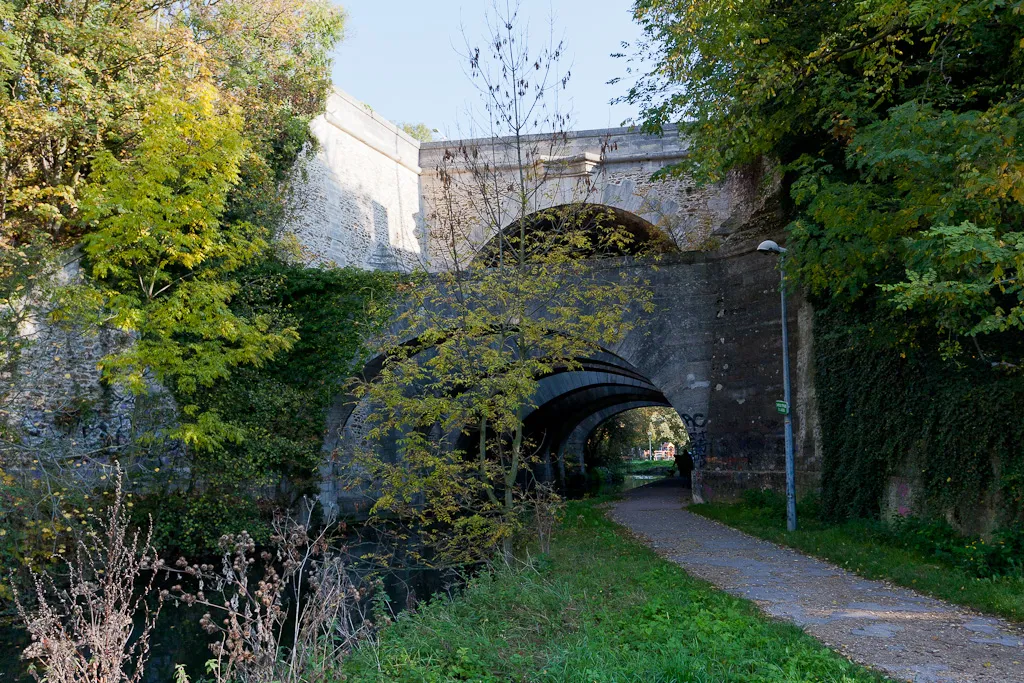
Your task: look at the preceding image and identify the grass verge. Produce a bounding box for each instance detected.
[341,498,889,682]
[690,500,1024,623]
[625,459,677,475]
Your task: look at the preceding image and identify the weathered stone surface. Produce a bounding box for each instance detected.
[302,89,817,514]
[5,88,817,509]
[286,90,425,271]
[1,257,178,464]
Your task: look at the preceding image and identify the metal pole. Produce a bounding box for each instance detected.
[779,258,797,532]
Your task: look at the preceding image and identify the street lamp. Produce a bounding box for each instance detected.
[757,239,797,532]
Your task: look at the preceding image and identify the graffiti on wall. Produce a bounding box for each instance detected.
[680,413,708,469]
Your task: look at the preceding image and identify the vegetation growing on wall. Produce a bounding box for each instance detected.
[625,0,1023,363]
[0,0,351,563]
[138,262,398,554]
[815,307,1024,527]
[625,0,1024,524]
[0,0,346,396]
[399,122,437,142]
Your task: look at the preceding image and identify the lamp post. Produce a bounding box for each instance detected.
[757,240,797,532]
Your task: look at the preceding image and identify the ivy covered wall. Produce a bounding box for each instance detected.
[136,261,398,553]
[815,308,1024,534]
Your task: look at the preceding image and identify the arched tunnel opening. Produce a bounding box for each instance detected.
[323,201,708,515]
[444,348,690,494]
[582,405,694,490]
[330,343,695,513]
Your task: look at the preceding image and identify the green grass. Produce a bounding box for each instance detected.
[690,500,1024,623]
[340,499,889,682]
[625,459,677,475]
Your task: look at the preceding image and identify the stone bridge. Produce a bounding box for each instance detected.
[291,89,821,514]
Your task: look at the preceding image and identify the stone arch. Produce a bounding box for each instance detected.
[474,204,679,265]
[319,240,817,515]
[301,96,814,512]
[319,306,715,516]
[415,126,774,270]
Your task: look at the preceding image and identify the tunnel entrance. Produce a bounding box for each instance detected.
[320,232,803,516]
[583,406,694,490]
[401,347,698,496]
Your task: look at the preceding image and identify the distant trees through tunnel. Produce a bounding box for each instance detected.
[585,407,693,486]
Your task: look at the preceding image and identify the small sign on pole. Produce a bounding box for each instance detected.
[775,400,790,415]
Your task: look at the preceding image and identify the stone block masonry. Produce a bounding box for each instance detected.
[3,87,819,511]
[1,257,178,465]
[287,89,425,271]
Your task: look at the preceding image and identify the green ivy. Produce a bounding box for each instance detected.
[815,307,1024,529]
[140,259,399,554]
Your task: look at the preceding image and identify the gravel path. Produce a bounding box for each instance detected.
[610,481,1024,683]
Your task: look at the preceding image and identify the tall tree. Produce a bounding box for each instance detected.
[67,77,298,448]
[623,0,1024,366]
[0,0,345,558]
[352,1,653,565]
[0,0,345,444]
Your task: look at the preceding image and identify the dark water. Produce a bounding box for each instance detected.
[0,537,449,683]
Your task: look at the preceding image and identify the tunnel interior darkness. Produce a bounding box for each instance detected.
[445,348,673,487]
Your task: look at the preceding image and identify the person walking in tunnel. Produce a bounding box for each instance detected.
[674,446,694,488]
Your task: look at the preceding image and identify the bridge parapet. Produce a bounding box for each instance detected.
[417,125,774,267]
[287,89,779,273]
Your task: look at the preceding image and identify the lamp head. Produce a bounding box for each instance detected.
[756,240,787,255]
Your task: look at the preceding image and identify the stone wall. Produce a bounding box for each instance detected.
[696,244,820,502]
[287,89,425,271]
[1,258,177,464]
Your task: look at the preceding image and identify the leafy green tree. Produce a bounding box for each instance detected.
[138,262,397,553]
[400,122,437,142]
[0,0,347,559]
[623,0,1024,366]
[67,78,297,448]
[353,3,653,565]
[0,0,344,245]
[0,0,345,421]
[648,408,690,452]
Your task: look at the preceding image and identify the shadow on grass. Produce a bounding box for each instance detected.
[690,496,1024,624]
[341,496,892,682]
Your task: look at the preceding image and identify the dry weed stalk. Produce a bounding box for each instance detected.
[531,483,563,555]
[164,505,377,683]
[12,470,162,683]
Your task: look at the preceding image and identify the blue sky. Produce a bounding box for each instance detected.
[331,1,644,137]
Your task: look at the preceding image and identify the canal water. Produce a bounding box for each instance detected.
[1,473,679,679]
[0,536,450,682]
